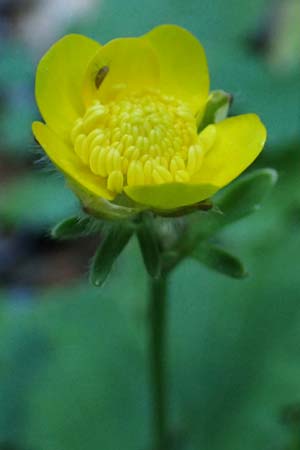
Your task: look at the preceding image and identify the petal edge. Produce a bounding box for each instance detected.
[193,114,267,187]
[33,121,114,200]
[35,34,100,138]
[144,24,209,114]
[125,182,218,210]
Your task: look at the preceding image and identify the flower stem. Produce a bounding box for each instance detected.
[149,274,168,450]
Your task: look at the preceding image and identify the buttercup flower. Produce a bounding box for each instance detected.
[33,25,266,217]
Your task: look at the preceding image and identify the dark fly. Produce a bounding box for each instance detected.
[95,66,109,89]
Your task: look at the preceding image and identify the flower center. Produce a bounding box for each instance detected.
[70,90,215,194]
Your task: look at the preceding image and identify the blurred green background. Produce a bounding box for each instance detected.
[0,0,300,449]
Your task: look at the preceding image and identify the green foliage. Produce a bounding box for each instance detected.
[90,223,134,286]
[191,242,247,279]
[197,90,232,132]
[188,168,278,242]
[136,213,162,279]
[51,216,101,240]
[216,168,278,221]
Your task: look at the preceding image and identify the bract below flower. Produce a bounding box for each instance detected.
[32,25,266,217]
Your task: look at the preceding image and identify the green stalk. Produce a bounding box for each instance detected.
[149,275,168,450]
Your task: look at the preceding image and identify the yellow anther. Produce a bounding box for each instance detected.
[152,164,173,184]
[121,157,129,174]
[122,134,134,148]
[127,161,144,186]
[89,131,105,150]
[152,169,164,184]
[136,136,145,151]
[89,145,101,174]
[116,141,124,153]
[112,128,122,142]
[144,120,152,134]
[187,145,203,174]
[107,170,124,193]
[149,145,156,157]
[143,137,149,150]
[149,129,158,144]
[198,124,217,151]
[106,148,121,173]
[120,112,130,121]
[83,108,106,133]
[74,134,89,164]
[70,119,83,143]
[176,107,192,120]
[140,154,150,163]
[170,155,185,175]
[144,160,153,184]
[156,156,169,169]
[71,89,203,194]
[85,129,102,156]
[132,125,139,139]
[175,170,190,183]
[98,147,109,177]
[156,165,173,182]
[83,102,104,117]
[123,145,134,160]
[173,137,182,151]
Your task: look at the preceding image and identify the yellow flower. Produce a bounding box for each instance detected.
[32,25,266,216]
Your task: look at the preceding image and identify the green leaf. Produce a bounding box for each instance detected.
[89,223,134,287]
[137,214,161,279]
[191,242,247,279]
[51,216,100,240]
[189,168,278,241]
[216,168,278,221]
[197,90,232,132]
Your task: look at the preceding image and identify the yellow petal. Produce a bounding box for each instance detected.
[32,121,114,200]
[144,24,209,115]
[35,34,100,139]
[82,37,160,106]
[124,183,218,210]
[192,114,267,187]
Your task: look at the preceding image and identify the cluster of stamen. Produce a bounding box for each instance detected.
[70,90,216,194]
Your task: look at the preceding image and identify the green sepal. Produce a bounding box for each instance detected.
[189,168,278,241]
[216,168,278,222]
[191,242,247,279]
[197,90,232,132]
[69,181,144,221]
[51,216,97,240]
[154,199,213,217]
[137,213,162,279]
[89,223,134,287]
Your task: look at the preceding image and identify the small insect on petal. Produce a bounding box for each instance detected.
[95,66,109,89]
